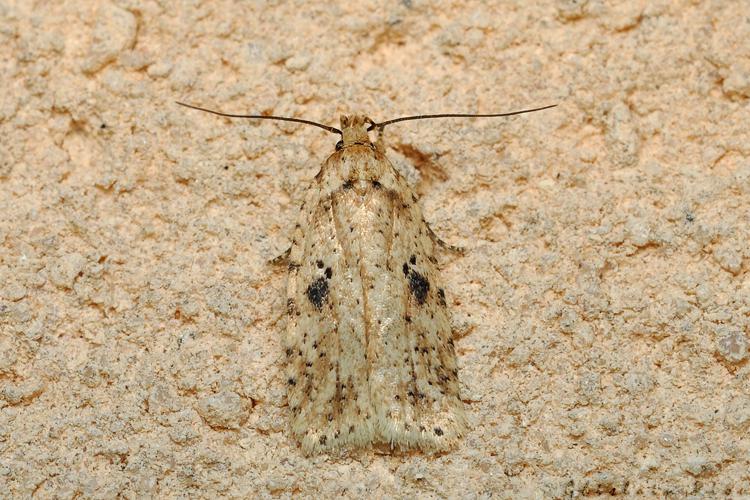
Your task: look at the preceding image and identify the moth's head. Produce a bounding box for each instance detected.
[338,115,374,149]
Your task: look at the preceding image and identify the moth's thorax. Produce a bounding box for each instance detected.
[340,114,372,147]
[322,142,390,187]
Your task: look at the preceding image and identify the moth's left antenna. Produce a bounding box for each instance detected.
[176,101,342,135]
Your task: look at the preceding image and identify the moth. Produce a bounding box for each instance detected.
[177,101,555,454]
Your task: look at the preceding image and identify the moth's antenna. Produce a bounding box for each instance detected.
[369,104,558,131]
[176,101,342,135]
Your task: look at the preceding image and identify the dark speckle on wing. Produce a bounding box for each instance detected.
[437,288,446,307]
[408,269,430,305]
[306,277,329,310]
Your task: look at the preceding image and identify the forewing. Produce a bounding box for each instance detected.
[369,158,467,451]
[285,174,374,454]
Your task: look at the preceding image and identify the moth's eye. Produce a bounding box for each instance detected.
[335,140,344,150]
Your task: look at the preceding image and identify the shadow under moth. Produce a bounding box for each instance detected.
[177,101,555,455]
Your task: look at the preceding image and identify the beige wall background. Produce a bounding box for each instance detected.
[1,0,749,497]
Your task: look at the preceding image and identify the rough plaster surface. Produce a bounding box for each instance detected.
[1,0,749,498]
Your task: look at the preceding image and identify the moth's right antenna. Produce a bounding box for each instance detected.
[176,101,342,135]
[370,104,558,131]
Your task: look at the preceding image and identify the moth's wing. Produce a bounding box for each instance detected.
[285,147,466,454]
[371,163,468,451]
[284,178,375,454]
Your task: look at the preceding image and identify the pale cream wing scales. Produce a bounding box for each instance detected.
[285,182,328,450]
[286,144,466,453]
[404,205,467,449]
[327,188,379,450]
[285,185,373,454]
[333,183,420,445]
[285,183,319,420]
[376,164,467,450]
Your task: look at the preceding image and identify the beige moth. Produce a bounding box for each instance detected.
[177,102,556,454]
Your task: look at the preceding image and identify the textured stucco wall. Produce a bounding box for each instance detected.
[1,0,749,497]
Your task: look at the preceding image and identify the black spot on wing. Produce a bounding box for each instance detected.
[408,269,430,305]
[306,277,329,310]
